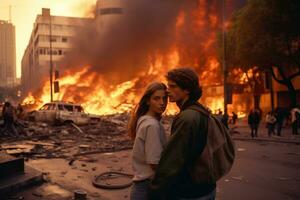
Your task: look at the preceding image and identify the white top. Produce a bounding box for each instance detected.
[132,115,167,181]
[265,114,276,124]
[291,108,300,123]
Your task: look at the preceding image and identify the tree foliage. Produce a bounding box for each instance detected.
[226,0,300,107]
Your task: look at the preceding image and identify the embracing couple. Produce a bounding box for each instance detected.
[128,67,224,200]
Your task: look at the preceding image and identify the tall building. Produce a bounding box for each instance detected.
[0,20,16,88]
[21,8,91,95]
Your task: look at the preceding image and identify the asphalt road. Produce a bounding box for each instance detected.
[217,140,300,200]
[7,140,300,200]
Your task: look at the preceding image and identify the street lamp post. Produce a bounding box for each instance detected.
[222,0,227,113]
[49,10,53,102]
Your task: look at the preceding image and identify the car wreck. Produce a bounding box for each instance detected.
[30,101,100,125]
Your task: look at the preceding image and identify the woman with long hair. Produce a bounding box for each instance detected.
[128,82,168,200]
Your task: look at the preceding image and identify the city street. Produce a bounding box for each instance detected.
[7,138,300,200]
[218,140,300,200]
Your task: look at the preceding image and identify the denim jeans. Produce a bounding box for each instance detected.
[130,179,150,200]
[178,189,216,200]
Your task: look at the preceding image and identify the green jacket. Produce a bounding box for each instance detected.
[150,103,216,199]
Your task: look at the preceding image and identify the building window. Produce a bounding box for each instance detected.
[34,37,39,46]
[51,50,56,55]
[63,25,75,31]
[50,36,57,42]
[112,8,123,14]
[53,24,62,30]
[58,50,62,55]
[39,35,46,42]
[40,23,49,30]
[99,7,123,15]
[62,37,68,42]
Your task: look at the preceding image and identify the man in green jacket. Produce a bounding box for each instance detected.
[150,68,216,200]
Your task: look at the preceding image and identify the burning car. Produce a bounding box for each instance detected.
[31,101,100,125]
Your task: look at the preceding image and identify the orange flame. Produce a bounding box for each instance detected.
[22,1,248,117]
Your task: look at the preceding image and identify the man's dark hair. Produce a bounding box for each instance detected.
[166,67,202,101]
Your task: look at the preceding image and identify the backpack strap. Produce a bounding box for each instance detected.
[187,104,211,118]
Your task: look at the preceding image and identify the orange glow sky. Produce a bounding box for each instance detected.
[0,0,96,78]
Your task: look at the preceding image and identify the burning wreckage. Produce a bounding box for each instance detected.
[0,102,172,197]
[0,108,135,159]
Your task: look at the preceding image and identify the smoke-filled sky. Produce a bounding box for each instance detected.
[0,0,246,79]
[60,0,184,84]
[60,0,246,85]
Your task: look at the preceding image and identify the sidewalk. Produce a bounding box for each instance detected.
[229,119,300,144]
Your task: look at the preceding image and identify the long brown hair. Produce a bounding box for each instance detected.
[128,82,167,140]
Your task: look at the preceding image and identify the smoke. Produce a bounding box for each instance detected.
[60,0,185,84]
[59,0,246,85]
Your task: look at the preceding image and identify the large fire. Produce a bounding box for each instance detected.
[23,1,248,117]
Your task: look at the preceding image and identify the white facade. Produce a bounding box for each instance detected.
[21,8,91,95]
[0,20,16,88]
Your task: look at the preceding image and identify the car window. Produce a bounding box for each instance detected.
[52,104,57,110]
[47,104,55,110]
[63,105,73,112]
[40,104,50,110]
[74,106,83,112]
[58,104,64,111]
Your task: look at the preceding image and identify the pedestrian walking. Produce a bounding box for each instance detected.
[222,109,229,129]
[265,111,276,137]
[232,112,238,124]
[291,107,300,135]
[2,102,18,137]
[248,109,260,138]
[275,107,285,136]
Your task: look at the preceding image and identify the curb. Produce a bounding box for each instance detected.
[233,137,300,145]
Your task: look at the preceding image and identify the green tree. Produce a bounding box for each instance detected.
[225,0,300,107]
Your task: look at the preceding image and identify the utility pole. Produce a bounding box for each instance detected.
[222,0,228,113]
[267,70,274,112]
[49,9,53,102]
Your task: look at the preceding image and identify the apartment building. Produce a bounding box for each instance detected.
[21,8,91,95]
[21,0,134,96]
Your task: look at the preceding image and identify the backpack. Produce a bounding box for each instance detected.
[188,104,236,183]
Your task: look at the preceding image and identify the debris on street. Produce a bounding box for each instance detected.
[0,114,134,160]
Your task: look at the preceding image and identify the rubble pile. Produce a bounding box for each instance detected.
[0,114,133,160]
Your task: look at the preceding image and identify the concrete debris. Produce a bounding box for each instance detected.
[0,113,135,160]
[70,123,84,134]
